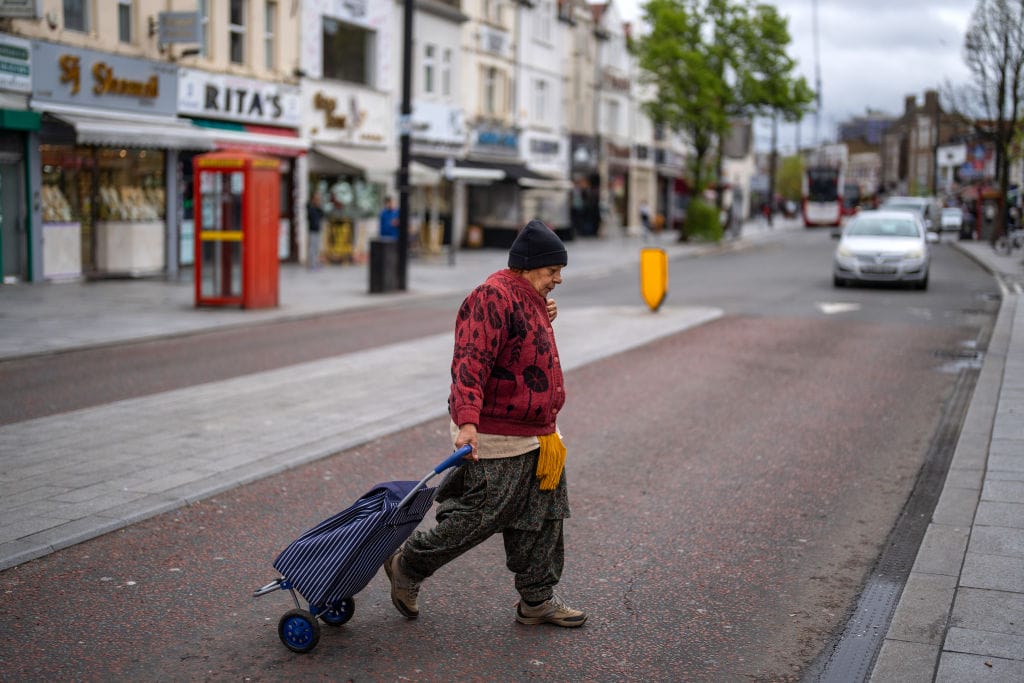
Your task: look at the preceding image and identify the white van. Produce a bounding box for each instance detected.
[880,196,942,232]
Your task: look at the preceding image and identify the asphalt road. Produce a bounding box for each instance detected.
[0,230,1000,680]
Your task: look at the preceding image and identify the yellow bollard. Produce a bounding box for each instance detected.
[639,247,668,312]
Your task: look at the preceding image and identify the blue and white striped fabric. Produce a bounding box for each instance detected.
[273,480,437,609]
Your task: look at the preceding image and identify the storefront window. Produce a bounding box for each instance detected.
[96,148,165,221]
[469,183,518,229]
[40,144,167,276]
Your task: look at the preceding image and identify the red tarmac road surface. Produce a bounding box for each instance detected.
[0,313,964,681]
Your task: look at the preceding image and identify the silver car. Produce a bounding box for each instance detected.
[833,210,936,289]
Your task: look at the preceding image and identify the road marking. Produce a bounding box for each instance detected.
[816,302,862,315]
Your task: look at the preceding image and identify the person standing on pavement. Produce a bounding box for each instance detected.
[640,201,652,242]
[385,219,587,628]
[307,190,324,269]
[379,195,399,239]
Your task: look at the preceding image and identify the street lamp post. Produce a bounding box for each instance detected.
[396,0,414,291]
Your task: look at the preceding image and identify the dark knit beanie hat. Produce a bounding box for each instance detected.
[508,220,568,270]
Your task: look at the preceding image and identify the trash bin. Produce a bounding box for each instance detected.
[368,238,399,293]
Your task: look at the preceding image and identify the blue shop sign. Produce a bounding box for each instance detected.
[477,129,518,149]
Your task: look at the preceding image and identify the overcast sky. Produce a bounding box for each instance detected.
[615,0,976,153]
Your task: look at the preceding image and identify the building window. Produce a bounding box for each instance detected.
[264,1,276,70]
[483,66,498,116]
[63,0,88,32]
[533,79,547,121]
[199,0,210,56]
[322,18,375,86]
[442,48,452,97]
[606,99,620,135]
[483,0,501,24]
[424,44,436,94]
[117,1,132,42]
[534,1,551,42]
[229,0,247,65]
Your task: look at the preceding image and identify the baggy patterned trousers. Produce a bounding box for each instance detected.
[400,448,570,603]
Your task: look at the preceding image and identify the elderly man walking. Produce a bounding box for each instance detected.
[385,219,586,628]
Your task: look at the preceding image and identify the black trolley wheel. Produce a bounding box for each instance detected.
[278,609,321,653]
[320,597,355,626]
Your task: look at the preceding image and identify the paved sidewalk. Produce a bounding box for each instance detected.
[870,241,1024,681]
[1,219,1022,678]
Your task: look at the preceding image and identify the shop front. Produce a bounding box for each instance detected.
[461,125,557,248]
[630,143,656,233]
[604,140,631,235]
[0,33,37,284]
[569,134,601,238]
[408,100,467,256]
[655,144,687,232]
[303,83,395,264]
[31,41,211,281]
[521,132,572,241]
[178,69,305,265]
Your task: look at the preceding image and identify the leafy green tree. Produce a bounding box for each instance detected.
[634,0,744,207]
[634,0,813,233]
[776,154,804,202]
[737,4,815,207]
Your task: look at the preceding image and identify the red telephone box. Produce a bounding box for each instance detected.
[193,152,280,309]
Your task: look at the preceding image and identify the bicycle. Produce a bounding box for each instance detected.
[993,224,1024,255]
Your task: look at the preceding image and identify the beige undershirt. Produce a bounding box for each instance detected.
[450,420,544,459]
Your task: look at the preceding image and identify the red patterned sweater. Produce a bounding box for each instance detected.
[448,269,566,436]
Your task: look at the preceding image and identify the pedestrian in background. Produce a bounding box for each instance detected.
[379,195,399,239]
[640,201,652,241]
[385,219,587,629]
[307,190,324,269]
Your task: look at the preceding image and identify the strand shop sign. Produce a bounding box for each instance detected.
[178,68,300,128]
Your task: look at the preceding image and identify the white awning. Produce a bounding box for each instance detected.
[410,161,441,186]
[209,128,308,157]
[312,144,397,181]
[520,174,574,191]
[40,105,215,150]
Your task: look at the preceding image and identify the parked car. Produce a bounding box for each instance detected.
[833,210,937,290]
[940,207,964,233]
[880,195,941,232]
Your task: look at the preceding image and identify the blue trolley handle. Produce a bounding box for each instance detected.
[397,445,473,509]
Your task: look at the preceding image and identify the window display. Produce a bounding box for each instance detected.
[39,144,168,277]
[96,148,165,221]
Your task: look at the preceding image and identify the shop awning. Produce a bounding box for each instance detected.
[412,155,506,184]
[410,161,441,186]
[44,110,215,150]
[311,144,397,181]
[520,172,574,191]
[205,128,308,157]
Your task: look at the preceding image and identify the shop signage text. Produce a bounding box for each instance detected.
[59,55,159,98]
[313,91,350,129]
[205,83,283,118]
[32,42,178,114]
[477,129,517,149]
[0,34,31,93]
[178,68,300,127]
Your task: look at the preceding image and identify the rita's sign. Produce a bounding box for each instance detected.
[178,68,301,128]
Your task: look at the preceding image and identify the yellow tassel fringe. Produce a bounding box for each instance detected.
[536,433,566,490]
